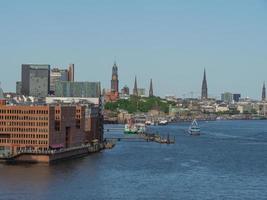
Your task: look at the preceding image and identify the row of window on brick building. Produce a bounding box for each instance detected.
[0,121,48,127]
[0,127,48,133]
[0,115,48,121]
[0,109,48,115]
[0,139,48,145]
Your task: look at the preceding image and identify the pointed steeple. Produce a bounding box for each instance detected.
[262,82,266,101]
[201,68,208,100]
[149,79,154,97]
[133,76,138,96]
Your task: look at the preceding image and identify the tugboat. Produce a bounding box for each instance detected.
[188,119,200,136]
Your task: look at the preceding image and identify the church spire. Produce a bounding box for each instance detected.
[262,82,266,101]
[133,76,138,96]
[201,68,208,100]
[149,79,154,97]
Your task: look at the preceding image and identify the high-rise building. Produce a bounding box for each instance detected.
[21,64,50,97]
[68,64,75,82]
[133,76,138,96]
[55,81,101,98]
[50,68,69,93]
[149,79,154,97]
[0,84,4,99]
[16,81,22,95]
[201,69,208,100]
[221,92,233,103]
[111,62,119,93]
[262,82,266,101]
[233,94,241,102]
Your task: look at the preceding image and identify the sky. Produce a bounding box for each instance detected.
[0,0,267,99]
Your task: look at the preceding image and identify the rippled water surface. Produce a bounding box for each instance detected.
[1,120,267,200]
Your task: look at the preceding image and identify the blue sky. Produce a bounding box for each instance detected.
[0,0,267,99]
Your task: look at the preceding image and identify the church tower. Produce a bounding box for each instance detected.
[149,79,154,97]
[133,76,138,96]
[262,82,266,101]
[111,61,119,93]
[201,69,208,100]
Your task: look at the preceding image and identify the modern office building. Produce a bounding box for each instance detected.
[233,94,241,102]
[21,64,50,97]
[16,81,22,95]
[50,68,69,93]
[55,81,101,98]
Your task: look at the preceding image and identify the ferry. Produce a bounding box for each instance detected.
[124,119,146,134]
[188,119,200,136]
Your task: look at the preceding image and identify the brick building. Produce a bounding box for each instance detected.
[0,100,103,156]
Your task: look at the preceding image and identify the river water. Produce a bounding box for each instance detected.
[0,120,267,200]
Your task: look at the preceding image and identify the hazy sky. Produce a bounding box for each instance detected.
[0,0,267,99]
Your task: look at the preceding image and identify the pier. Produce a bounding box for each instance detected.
[105,132,175,144]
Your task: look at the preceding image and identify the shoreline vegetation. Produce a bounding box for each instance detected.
[104,96,267,124]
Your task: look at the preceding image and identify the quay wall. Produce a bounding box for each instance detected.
[2,144,104,163]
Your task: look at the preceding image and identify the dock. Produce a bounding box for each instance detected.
[105,132,175,144]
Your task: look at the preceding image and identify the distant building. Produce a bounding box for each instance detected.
[111,62,119,93]
[233,94,241,102]
[201,69,208,100]
[149,79,154,97]
[262,82,266,101]
[221,92,233,103]
[16,81,22,95]
[133,76,138,96]
[68,64,75,82]
[121,85,130,95]
[137,88,146,97]
[50,68,69,93]
[55,81,101,98]
[21,64,50,97]
[0,85,4,99]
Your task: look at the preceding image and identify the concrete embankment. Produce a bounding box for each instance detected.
[0,142,116,163]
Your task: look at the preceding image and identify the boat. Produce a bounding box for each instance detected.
[145,120,152,126]
[188,119,200,135]
[124,124,138,134]
[124,119,146,134]
[135,123,146,134]
[159,119,168,126]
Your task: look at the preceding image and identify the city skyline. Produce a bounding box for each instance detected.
[0,1,267,99]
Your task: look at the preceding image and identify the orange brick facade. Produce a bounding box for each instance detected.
[0,103,103,156]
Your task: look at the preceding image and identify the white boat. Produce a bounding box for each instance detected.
[124,119,146,134]
[188,119,200,135]
[159,119,168,126]
[145,120,152,126]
